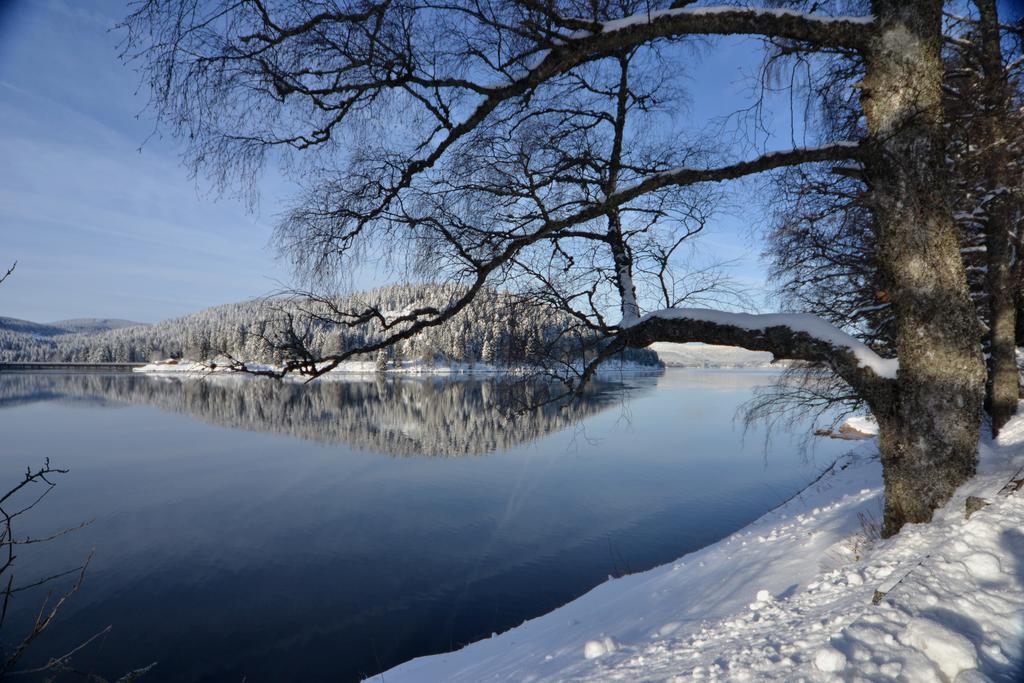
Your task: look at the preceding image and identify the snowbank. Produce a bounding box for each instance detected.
[376,412,1024,681]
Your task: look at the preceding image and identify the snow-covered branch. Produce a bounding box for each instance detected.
[576,308,898,413]
[571,5,873,48]
[624,308,896,379]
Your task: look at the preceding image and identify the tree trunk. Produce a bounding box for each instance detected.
[861,0,986,536]
[605,54,641,326]
[985,191,1018,434]
[1016,292,1024,348]
[976,0,1019,435]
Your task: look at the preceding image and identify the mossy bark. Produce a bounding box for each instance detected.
[861,0,986,536]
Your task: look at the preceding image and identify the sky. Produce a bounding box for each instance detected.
[0,0,798,323]
[6,1,1014,323]
[0,0,298,322]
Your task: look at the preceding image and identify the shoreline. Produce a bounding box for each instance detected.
[131,358,668,379]
[374,412,1023,681]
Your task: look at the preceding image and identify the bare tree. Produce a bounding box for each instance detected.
[0,461,99,677]
[123,0,999,536]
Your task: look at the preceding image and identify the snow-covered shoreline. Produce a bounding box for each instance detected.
[132,358,666,379]
[374,414,1024,681]
[133,341,804,378]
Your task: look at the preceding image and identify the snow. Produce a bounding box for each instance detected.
[843,415,880,436]
[132,359,276,375]
[583,637,618,660]
[133,357,664,379]
[813,646,847,673]
[649,342,779,368]
[574,6,873,39]
[628,308,899,379]
[961,551,1002,581]
[375,408,1024,682]
[897,618,977,680]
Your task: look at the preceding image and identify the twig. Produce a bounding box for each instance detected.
[0,261,15,287]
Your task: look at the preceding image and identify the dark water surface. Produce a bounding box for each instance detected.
[0,370,849,682]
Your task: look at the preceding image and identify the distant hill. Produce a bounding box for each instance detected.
[649,342,779,368]
[47,318,148,334]
[0,317,68,338]
[0,317,147,338]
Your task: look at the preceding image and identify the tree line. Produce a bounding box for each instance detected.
[0,283,660,368]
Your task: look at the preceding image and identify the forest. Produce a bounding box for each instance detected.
[0,283,660,369]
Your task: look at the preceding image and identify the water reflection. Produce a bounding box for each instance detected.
[0,372,650,456]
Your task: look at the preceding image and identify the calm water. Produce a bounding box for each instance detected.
[0,369,849,682]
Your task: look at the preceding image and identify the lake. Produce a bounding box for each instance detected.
[0,369,851,682]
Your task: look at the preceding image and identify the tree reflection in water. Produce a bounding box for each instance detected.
[0,372,657,456]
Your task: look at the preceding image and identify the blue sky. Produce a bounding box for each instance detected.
[3,0,976,323]
[0,0,296,322]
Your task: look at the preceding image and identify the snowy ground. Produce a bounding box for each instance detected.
[376,414,1024,682]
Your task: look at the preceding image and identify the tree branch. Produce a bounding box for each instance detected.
[584,308,898,414]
